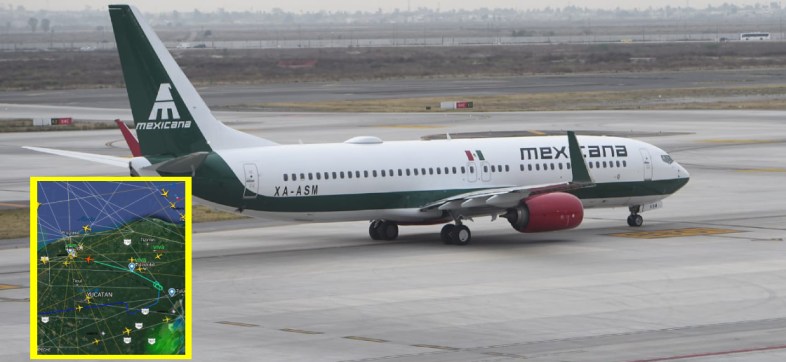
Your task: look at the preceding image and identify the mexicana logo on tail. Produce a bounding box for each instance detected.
[136,83,192,130]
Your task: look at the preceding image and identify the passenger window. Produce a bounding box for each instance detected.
[421,168,426,175]
[430,168,434,175]
[602,161,607,168]
[461,166,466,174]
[398,169,403,176]
[300,173,305,180]
[283,174,288,181]
[445,167,450,174]
[567,163,571,169]
[559,163,563,170]
[316,173,321,180]
[381,170,386,177]
[595,161,600,168]
[308,173,313,180]
[340,172,345,179]
[364,170,369,178]
[491,165,496,172]
[414,168,419,176]
[520,164,524,171]
[452,167,457,174]
[469,166,475,173]
[332,172,337,179]
[292,173,297,181]
[536,164,540,171]
[528,164,532,171]
[616,161,621,167]
[355,171,360,178]
[347,171,352,179]
[623,160,627,167]
[483,165,488,172]
[588,163,593,169]
[505,165,510,172]
[550,164,554,170]
[372,170,377,177]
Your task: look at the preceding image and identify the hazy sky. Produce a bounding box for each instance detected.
[3,0,775,13]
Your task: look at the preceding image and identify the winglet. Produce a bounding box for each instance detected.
[115,119,142,157]
[568,131,592,184]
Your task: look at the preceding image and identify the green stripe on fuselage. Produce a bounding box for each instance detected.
[183,152,689,213]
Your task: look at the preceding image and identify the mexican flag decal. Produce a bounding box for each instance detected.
[464,150,485,161]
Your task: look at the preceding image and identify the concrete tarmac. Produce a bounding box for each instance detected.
[2,109,786,361]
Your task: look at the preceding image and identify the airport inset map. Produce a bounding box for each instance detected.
[32,178,191,358]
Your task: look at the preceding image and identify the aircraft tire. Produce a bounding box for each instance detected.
[450,225,471,246]
[441,224,455,244]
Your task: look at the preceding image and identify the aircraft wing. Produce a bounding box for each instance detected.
[420,131,595,212]
[420,181,591,211]
[22,146,129,168]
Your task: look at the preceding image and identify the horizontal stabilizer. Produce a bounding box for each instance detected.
[23,146,129,168]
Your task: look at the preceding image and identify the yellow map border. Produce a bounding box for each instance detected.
[29,176,193,360]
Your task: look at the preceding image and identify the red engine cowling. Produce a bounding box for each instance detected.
[504,192,584,233]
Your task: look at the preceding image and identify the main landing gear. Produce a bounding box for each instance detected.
[627,206,644,227]
[440,222,471,246]
[369,220,399,241]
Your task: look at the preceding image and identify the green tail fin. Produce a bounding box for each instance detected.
[108,5,275,158]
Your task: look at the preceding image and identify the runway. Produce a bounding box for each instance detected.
[2,109,786,361]
[2,68,786,109]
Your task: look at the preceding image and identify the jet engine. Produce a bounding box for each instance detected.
[504,192,584,233]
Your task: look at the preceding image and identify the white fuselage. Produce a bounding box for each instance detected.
[207,135,689,222]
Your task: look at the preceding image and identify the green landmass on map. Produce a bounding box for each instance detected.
[37,217,186,355]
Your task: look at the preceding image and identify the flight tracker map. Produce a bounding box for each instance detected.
[30,177,192,359]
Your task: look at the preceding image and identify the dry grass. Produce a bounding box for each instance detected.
[4,42,786,90]
[0,205,247,240]
[0,119,118,133]
[0,209,29,240]
[256,85,786,112]
[192,204,249,222]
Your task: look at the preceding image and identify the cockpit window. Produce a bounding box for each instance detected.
[661,155,674,164]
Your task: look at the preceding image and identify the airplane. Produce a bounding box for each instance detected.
[168,201,177,209]
[84,294,93,304]
[82,225,91,233]
[84,255,94,264]
[160,188,169,198]
[122,327,132,336]
[155,253,162,260]
[23,5,689,246]
[92,338,101,345]
[162,316,172,323]
[115,119,141,157]
[75,305,83,312]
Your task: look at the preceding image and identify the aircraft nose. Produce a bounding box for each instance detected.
[676,162,690,180]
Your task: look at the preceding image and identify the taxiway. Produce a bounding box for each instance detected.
[1,109,785,361]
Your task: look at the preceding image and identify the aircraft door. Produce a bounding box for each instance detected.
[466,162,477,182]
[243,163,259,199]
[480,161,492,182]
[639,149,653,181]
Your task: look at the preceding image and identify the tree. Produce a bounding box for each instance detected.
[28,17,38,32]
[41,18,50,33]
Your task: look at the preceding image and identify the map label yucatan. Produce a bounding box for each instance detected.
[30,177,192,359]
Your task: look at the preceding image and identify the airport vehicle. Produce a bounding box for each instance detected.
[25,5,689,245]
[740,32,771,41]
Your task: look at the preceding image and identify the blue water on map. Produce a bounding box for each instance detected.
[36,180,186,246]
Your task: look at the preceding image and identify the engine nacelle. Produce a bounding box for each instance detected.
[505,192,584,233]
